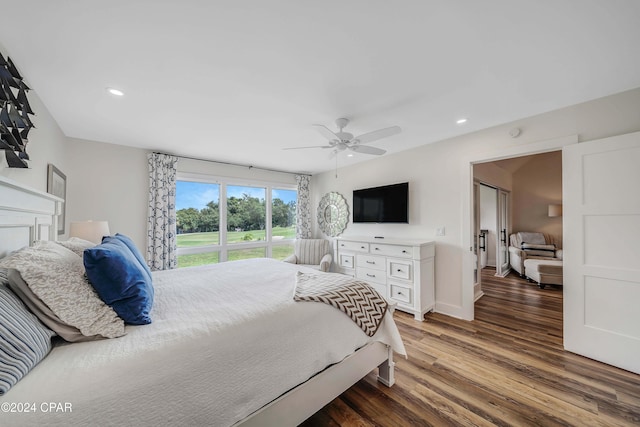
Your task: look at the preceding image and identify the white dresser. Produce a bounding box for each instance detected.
[334,236,435,321]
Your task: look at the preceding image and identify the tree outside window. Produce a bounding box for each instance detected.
[175,180,296,267]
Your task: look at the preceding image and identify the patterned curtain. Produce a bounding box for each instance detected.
[295,174,312,239]
[147,153,178,271]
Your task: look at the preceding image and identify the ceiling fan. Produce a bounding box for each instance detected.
[284,118,401,157]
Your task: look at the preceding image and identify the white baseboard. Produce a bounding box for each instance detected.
[434,302,467,320]
[473,281,484,301]
[494,267,511,278]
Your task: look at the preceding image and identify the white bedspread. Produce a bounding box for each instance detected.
[1,258,405,427]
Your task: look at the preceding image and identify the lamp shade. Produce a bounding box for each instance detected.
[548,204,562,217]
[69,221,110,244]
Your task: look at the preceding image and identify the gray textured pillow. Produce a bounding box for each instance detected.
[7,269,102,342]
[55,237,96,257]
[0,271,55,395]
[0,241,125,340]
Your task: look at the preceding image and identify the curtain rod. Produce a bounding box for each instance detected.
[154,152,311,177]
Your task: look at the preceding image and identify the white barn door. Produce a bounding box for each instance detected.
[563,131,640,374]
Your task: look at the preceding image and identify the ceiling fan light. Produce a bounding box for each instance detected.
[107,87,124,96]
[456,118,467,124]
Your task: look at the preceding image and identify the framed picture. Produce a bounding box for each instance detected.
[47,164,66,235]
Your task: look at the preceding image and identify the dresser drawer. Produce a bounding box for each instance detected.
[370,243,412,258]
[357,254,386,271]
[389,282,412,305]
[339,254,354,269]
[338,240,370,253]
[388,259,412,280]
[356,267,386,284]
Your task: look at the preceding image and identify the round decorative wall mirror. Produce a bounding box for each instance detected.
[317,192,349,237]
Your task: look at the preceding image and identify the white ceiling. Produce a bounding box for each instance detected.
[2,1,640,175]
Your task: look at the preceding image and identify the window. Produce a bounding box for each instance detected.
[175,176,296,267]
[227,185,266,243]
[271,188,297,260]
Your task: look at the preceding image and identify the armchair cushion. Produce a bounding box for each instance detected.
[283,239,332,272]
[510,232,546,247]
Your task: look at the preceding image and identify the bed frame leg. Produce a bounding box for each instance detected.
[376,346,395,387]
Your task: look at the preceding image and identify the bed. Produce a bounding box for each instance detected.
[0,176,406,426]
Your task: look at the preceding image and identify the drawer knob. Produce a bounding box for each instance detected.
[402,250,408,254]
[397,291,404,295]
[397,269,402,272]
[374,247,380,251]
[367,260,375,264]
[361,246,365,249]
[341,244,345,247]
[367,273,375,278]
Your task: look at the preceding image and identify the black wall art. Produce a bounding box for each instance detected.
[0,51,35,168]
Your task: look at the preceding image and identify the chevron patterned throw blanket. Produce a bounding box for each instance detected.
[294,271,388,337]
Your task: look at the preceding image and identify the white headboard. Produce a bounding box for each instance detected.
[0,176,62,258]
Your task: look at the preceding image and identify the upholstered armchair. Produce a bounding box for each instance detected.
[283,239,333,272]
[509,232,563,276]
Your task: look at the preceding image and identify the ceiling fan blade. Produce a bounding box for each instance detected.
[283,145,330,150]
[349,145,386,155]
[312,124,340,142]
[352,126,401,144]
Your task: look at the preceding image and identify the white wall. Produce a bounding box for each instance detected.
[64,138,149,250]
[511,151,563,245]
[312,87,640,319]
[473,162,513,192]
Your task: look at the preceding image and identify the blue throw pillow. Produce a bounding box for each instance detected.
[104,233,152,279]
[84,239,153,325]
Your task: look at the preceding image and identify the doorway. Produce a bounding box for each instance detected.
[472,151,563,305]
[462,135,576,321]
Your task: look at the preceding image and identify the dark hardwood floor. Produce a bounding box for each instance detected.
[302,268,640,426]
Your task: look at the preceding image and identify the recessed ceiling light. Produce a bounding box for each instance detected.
[107,87,124,96]
[456,118,467,125]
[347,153,354,157]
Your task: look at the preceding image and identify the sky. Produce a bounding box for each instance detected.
[176,181,297,211]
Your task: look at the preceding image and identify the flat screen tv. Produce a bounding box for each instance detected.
[352,182,409,223]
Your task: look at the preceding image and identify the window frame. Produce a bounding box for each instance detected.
[176,172,296,264]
